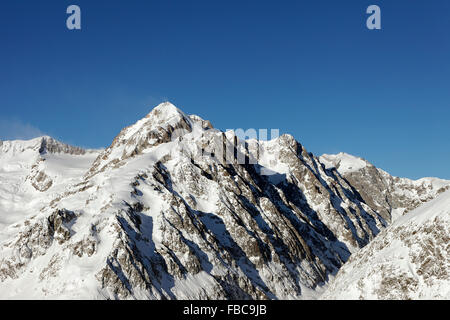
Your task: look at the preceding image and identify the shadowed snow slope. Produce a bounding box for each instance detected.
[321,189,450,300]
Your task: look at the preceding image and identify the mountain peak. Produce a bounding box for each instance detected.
[89,102,195,175]
[151,101,179,112]
[320,152,368,174]
[145,102,187,122]
[117,102,192,142]
[37,136,86,155]
[0,136,86,157]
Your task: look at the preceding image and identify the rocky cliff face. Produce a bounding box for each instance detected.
[320,153,449,222]
[321,189,450,300]
[0,136,86,157]
[0,103,447,299]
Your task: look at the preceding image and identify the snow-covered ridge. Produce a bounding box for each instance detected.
[320,152,449,189]
[321,189,450,300]
[0,135,100,236]
[0,136,97,158]
[86,102,200,178]
[320,152,450,222]
[320,152,367,174]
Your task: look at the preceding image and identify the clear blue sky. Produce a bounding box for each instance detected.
[1,0,449,179]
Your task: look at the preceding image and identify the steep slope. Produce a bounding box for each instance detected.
[321,189,450,300]
[0,103,387,299]
[320,153,450,222]
[0,136,100,236]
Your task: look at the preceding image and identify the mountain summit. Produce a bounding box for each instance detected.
[0,103,448,299]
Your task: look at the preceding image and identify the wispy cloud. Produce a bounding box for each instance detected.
[0,118,46,141]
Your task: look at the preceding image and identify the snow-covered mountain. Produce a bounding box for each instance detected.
[0,103,447,299]
[0,136,100,232]
[321,189,450,300]
[320,153,449,222]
